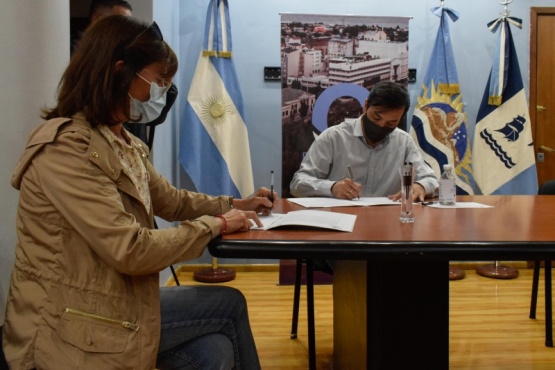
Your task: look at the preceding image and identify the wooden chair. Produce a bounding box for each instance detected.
[529,179,555,347]
[290,259,333,370]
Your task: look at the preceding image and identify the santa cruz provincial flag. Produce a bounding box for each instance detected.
[410,6,474,195]
[179,0,254,197]
[473,17,538,195]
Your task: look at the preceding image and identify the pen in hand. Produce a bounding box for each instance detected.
[269,170,274,203]
[346,165,359,199]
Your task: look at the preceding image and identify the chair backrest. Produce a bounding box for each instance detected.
[538,180,555,195]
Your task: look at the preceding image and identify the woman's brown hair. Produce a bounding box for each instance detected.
[42,15,178,127]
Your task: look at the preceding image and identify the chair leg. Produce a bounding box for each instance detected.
[306,259,316,370]
[170,265,180,286]
[290,259,303,339]
[545,260,553,347]
[530,260,540,319]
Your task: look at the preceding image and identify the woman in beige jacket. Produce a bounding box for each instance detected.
[3,15,273,370]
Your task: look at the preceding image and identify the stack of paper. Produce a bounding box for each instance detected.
[288,197,399,208]
[252,210,356,232]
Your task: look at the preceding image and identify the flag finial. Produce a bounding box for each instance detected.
[499,0,513,19]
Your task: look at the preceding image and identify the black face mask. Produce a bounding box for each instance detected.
[361,113,396,143]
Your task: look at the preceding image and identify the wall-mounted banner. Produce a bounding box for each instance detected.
[280,13,411,197]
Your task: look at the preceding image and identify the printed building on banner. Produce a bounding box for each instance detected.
[179,0,254,198]
[410,6,474,195]
[473,17,538,195]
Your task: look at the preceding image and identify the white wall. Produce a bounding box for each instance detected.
[0,0,70,325]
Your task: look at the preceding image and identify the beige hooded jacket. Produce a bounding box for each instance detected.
[3,114,231,369]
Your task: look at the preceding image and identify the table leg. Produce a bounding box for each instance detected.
[334,259,449,370]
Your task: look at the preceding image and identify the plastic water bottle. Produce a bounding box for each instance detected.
[439,164,456,205]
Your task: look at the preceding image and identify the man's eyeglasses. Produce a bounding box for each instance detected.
[134,21,163,42]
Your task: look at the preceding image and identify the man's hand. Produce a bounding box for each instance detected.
[331,178,362,200]
[388,183,426,202]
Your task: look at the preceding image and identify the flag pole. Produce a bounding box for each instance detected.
[409,4,474,280]
[474,0,525,281]
[185,0,251,284]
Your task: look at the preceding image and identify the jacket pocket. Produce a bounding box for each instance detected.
[57,307,138,353]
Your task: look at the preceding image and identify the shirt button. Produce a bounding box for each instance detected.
[92,152,99,158]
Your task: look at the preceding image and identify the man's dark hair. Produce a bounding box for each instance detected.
[89,0,133,22]
[367,81,410,114]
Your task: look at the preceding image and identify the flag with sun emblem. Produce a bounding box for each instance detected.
[179,0,254,197]
[473,16,537,195]
[410,5,474,195]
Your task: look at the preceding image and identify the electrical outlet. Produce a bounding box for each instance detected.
[264,67,281,81]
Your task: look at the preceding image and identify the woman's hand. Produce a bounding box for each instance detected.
[233,187,278,216]
[219,209,262,233]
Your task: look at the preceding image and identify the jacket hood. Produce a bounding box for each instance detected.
[11,117,72,190]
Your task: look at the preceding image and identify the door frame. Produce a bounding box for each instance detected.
[530,7,555,157]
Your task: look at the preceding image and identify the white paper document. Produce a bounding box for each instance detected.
[288,197,399,208]
[252,210,357,232]
[424,202,493,209]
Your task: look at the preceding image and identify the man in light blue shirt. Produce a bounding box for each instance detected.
[290,81,438,202]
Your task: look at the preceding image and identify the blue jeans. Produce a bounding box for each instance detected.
[156,286,261,370]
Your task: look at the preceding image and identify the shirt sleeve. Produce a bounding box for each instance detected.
[289,131,337,197]
[405,136,439,196]
[35,130,228,275]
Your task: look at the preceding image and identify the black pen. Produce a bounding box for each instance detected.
[269,170,274,203]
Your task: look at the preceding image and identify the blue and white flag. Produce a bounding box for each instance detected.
[410,6,474,195]
[473,17,538,195]
[179,0,254,198]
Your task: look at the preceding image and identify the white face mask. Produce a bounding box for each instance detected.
[129,74,169,124]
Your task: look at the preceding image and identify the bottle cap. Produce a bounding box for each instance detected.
[443,164,453,170]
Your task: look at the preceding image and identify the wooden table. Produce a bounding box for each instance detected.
[208,196,555,369]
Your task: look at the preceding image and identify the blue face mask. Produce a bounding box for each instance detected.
[129,74,169,124]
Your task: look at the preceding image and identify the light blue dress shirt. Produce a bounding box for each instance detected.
[290,117,439,197]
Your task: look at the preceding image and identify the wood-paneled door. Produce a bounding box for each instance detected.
[530,7,555,187]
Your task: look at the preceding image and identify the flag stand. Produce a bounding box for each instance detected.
[193,257,236,283]
[449,266,465,280]
[476,261,519,279]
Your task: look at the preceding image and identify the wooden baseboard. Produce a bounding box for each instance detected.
[166,261,531,286]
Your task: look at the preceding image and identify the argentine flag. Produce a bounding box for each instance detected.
[179,0,254,198]
[473,17,538,195]
[410,5,474,195]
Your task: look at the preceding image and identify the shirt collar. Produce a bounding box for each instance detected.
[98,124,131,147]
